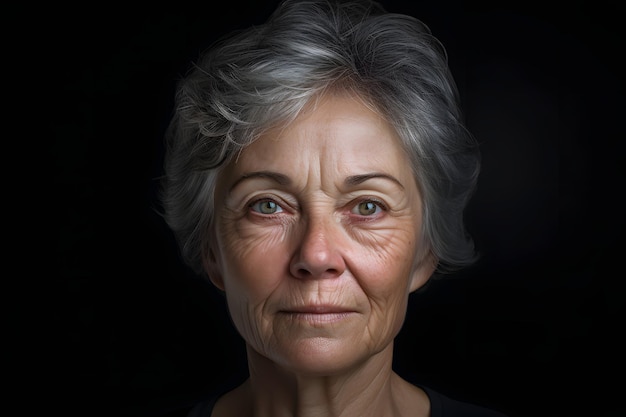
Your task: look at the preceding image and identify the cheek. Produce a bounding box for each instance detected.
[216,222,293,350]
[353,228,416,288]
[352,230,416,327]
[217,219,292,304]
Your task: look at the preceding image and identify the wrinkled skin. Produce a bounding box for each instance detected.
[205,93,435,377]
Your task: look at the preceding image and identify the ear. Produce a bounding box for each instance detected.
[409,251,437,293]
[202,245,225,291]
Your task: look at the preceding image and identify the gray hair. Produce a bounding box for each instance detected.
[160,0,481,277]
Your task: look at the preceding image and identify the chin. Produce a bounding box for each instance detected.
[271,337,370,376]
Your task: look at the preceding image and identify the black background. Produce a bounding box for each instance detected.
[54,1,625,416]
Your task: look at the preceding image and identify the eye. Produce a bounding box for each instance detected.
[351,200,384,216]
[249,199,283,214]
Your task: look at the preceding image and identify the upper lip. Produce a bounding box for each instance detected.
[280,305,355,314]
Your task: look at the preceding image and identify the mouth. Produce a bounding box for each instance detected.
[278,305,357,324]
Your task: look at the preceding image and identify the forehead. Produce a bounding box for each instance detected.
[247,94,406,161]
[214,92,419,197]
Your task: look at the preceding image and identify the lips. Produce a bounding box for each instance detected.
[280,305,355,314]
[278,305,357,325]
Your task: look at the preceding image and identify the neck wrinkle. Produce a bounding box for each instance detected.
[246,343,398,417]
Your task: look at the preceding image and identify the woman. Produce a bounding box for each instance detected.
[160,0,509,415]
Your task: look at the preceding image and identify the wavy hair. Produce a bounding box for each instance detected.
[160,0,481,277]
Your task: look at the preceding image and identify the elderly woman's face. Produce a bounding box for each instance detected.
[207,94,434,374]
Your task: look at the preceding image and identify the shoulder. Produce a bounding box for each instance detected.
[186,396,218,417]
[186,379,250,417]
[421,385,510,417]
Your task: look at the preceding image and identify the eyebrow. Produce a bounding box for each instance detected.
[229,171,292,193]
[344,173,405,189]
[229,171,404,193]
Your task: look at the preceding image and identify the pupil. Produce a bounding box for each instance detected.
[262,201,276,213]
[361,201,376,215]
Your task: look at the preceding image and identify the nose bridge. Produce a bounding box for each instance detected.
[290,209,346,279]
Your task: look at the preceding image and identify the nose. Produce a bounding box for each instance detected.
[289,214,346,279]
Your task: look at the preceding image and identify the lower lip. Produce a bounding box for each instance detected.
[281,311,355,325]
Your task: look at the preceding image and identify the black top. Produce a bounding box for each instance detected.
[421,386,509,417]
[186,384,509,417]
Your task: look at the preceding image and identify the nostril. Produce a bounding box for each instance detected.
[292,265,342,280]
[297,268,311,277]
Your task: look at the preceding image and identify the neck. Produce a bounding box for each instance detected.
[241,342,410,417]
